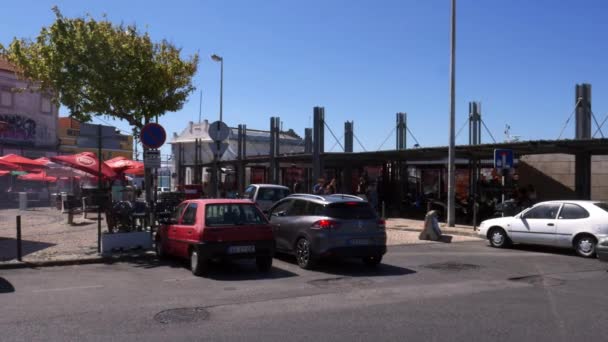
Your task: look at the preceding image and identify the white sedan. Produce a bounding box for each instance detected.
[478,200,608,257]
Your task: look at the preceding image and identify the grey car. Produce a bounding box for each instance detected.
[267,194,387,269]
[598,237,608,262]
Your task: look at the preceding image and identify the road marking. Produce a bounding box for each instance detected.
[32,285,103,293]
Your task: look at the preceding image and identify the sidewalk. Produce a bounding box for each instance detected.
[0,208,481,269]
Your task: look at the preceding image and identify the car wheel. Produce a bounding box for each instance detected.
[574,235,597,258]
[256,256,273,272]
[362,255,383,267]
[155,239,165,259]
[488,227,511,248]
[295,238,316,269]
[190,250,208,276]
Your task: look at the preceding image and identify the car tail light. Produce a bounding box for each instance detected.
[377,219,386,229]
[311,219,339,230]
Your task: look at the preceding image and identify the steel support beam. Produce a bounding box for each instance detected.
[575,83,592,199]
[312,107,325,183]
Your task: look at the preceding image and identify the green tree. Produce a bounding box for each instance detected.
[0,7,198,130]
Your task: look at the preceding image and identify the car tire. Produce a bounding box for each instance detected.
[256,256,273,273]
[155,239,166,259]
[362,255,383,267]
[574,235,597,258]
[488,227,511,248]
[295,238,316,269]
[190,250,208,277]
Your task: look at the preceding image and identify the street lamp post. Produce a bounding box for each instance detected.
[211,54,224,198]
[447,0,457,227]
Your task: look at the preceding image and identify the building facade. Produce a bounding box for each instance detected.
[0,59,59,158]
[58,117,133,160]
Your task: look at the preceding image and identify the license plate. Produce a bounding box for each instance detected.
[227,245,255,254]
[350,239,371,246]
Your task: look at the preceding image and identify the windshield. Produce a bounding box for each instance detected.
[257,187,290,202]
[205,203,268,226]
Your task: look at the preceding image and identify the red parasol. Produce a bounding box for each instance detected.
[0,170,10,176]
[105,157,144,172]
[18,172,57,182]
[0,159,22,171]
[50,152,117,179]
[0,154,46,171]
[36,156,86,178]
[124,166,145,176]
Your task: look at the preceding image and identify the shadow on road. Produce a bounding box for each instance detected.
[510,244,577,257]
[0,239,56,261]
[275,253,416,277]
[0,277,15,293]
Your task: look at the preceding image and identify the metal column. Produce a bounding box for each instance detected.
[269,117,280,184]
[575,83,592,199]
[343,121,354,193]
[396,113,407,150]
[237,125,247,194]
[468,102,482,226]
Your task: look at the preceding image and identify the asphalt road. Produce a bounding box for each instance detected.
[1,241,607,342]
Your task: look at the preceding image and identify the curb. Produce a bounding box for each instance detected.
[0,252,156,270]
[388,226,481,238]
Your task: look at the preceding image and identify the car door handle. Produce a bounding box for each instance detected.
[547,223,554,226]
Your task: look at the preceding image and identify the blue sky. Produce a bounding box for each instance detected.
[2,0,608,157]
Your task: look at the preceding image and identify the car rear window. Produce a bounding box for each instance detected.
[594,202,608,213]
[257,188,290,201]
[205,204,268,226]
[324,202,377,219]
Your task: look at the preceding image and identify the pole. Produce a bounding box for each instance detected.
[219,59,223,123]
[447,0,457,227]
[214,58,224,198]
[97,124,102,253]
[16,215,22,261]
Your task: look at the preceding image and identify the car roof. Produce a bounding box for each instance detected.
[184,199,256,205]
[285,193,367,204]
[248,184,290,189]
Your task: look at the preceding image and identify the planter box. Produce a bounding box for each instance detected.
[101,231,152,255]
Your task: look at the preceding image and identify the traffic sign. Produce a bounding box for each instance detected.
[494,149,513,170]
[208,121,230,142]
[144,150,161,168]
[140,123,167,149]
[209,141,229,158]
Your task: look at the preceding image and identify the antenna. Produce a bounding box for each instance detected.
[198,90,203,123]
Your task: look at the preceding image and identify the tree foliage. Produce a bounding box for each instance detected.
[0,7,198,130]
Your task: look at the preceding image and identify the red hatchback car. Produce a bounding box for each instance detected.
[155,199,275,276]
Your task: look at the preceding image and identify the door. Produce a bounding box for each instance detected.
[268,199,294,251]
[282,199,310,250]
[173,203,198,257]
[516,203,561,245]
[166,202,188,255]
[556,203,590,247]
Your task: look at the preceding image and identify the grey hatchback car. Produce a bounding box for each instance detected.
[266,194,387,269]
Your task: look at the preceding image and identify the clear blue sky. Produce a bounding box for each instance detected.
[2,0,608,157]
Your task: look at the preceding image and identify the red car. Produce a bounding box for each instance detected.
[155,199,275,276]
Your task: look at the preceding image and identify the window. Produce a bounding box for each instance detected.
[324,202,377,219]
[0,90,13,108]
[181,204,198,225]
[172,203,187,222]
[306,202,326,216]
[287,200,307,216]
[205,204,267,226]
[523,204,561,219]
[269,200,292,217]
[258,187,290,202]
[595,202,608,213]
[243,186,255,199]
[559,204,589,219]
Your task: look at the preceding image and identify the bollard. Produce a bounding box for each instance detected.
[16,215,22,261]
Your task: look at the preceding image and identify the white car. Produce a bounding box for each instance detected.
[478,200,608,258]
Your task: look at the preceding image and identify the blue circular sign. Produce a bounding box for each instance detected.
[140,123,167,149]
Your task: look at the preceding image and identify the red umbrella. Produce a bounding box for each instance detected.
[0,159,21,171]
[0,154,46,171]
[18,172,57,183]
[50,152,117,179]
[0,170,10,176]
[105,157,144,172]
[124,166,145,176]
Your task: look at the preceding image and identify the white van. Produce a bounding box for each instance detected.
[242,184,291,211]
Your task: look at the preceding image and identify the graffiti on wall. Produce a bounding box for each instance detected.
[0,114,37,144]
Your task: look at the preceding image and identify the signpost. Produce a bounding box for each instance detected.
[494,149,514,215]
[140,122,166,228]
[140,123,167,149]
[144,150,161,168]
[208,120,230,197]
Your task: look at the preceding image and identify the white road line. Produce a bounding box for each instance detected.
[32,285,104,293]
